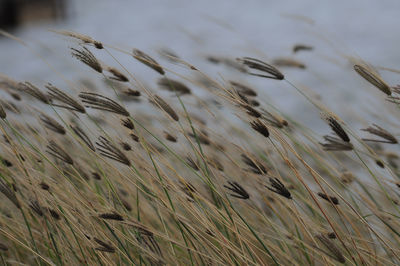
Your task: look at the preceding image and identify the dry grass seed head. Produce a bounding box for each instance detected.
[320,136,354,151]
[224,181,250,199]
[266,177,292,199]
[0,178,20,208]
[323,114,350,143]
[237,57,284,80]
[293,44,313,53]
[340,171,355,184]
[39,113,66,135]
[241,104,261,118]
[317,192,339,205]
[315,234,345,263]
[53,30,103,49]
[164,131,177,142]
[29,200,43,216]
[0,104,6,119]
[158,78,191,95]
[260,109,288,128]
[121,118,135,130]
[46,140,74,165]
[0,99,20,114]
[188,131,210,145]
[179,181,197,202]
[70,124,96,151]
[79,92,130,116]
[241,154,267,175]
[250,119,269,138]
[105,66,129,82]
[132,49,165,75]
[272,57,306,69]
[123,89,141,97]
[96,136,130,165]
[39,182,50,190]
[94,238,115,253]
[150,95,179,121]
[354,64,391,95]
[18,82,49,104]
[120,141,132,151]
[229,81,257,97]
[99,212,124,221]
[130,133,139,142]
[186,155,199,171]
[361,124,397,144]
[46,83,86,113]
[71,47,103,73]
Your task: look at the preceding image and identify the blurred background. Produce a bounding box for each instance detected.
[1,0,400,129]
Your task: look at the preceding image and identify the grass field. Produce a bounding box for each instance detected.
[0,27,399,265]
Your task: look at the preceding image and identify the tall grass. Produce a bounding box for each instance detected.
[0,29,399,265]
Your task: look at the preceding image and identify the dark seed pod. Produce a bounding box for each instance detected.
[266,177,292,199]
[317,192,339,205]
[224,181,250,199]
[99,212,124,221]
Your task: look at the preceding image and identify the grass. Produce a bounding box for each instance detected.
[0,28,398,265]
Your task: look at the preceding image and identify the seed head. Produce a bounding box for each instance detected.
[18,82,49,104]
[361,124,397,144]
[46,83,86,113]
[164,131,177,142]
[79,92,129,116]
[180,181,197,202]
[46,140,74,165]
[158,78,191,95]
[39,113,66,135]
[224,181,250,199]
[250,119,269,138]
[319,136,354,151]
[315,234,345,263]
[229,81,257,96]
[29,200,43,216]
[237,57,284,80]
[272,58,306,69]
[186,155,199,171]
[122,89,141,97]
[130,133,139,142]
[121,118,135,130]
[94,238,115,253]
[105,66,129,82]
[71,47,103,73]
[150,95,179,121]
[0,104,6,119]
[0,178,20,208]
[99,212,124,221]
[354,64,391,95]
[323,115,350,142]
[241,154,267,175]
[266,177,292,199]
[39,182,50,190]
[132,49,164,75]
[96,136,130,165]
[70,124,96,151]
[52,30,103,49]
[317,192,339,205]
[241,104,261,118]
[293,44,313,53]
[120,141,132,151]
[260,109,288,128]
